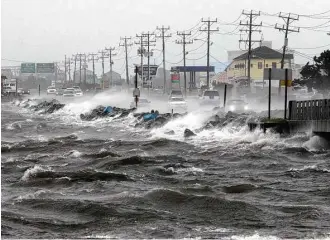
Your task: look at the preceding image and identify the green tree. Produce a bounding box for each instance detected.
[314,50,330,76]
[298,50,330,91]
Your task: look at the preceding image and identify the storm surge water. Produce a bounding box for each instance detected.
[2,97,330,239]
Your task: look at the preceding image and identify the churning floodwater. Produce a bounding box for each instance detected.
[1,92,330,239]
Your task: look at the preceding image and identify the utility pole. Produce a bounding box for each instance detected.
[83,54,87,86]
[156,26,172,94]
[142,32,156,91]
[105,47,116,88]
[135,33,146,89]
[98,50,107,89]
[239,10,262,88]
[120,37,133,87]
[199,18,218,89]
[64,55,67,83]
[275,12,299,94]
[75,53,85,86]
[176,31,193,97]
[88,53,98,89]
[72,54,77,84]
[79,54,82,85]
[67,57,71,83]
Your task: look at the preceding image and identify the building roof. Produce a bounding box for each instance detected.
[233,46,293,60]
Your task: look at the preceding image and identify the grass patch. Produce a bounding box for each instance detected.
[260,118,288,123]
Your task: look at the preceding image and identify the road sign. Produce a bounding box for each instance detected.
[36,63,55,73]
[133,88,140,97]
[137,65,158,76]
[21,63,35,73]
[280,79,292,87]
[263,68,292,80]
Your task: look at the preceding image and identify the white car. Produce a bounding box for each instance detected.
[225,99,249,113]
[199,90,220,107]
[47,86,57,95]
[74,89,83,96]
[130,98,151,109]
[63,89,75,97]
[169,89,183,98]
[168,96,188,112]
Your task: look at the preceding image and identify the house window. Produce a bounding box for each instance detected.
[258,62,263,69]
[272,62,277,68]
[250,64,253,68]
[266,64,269,68]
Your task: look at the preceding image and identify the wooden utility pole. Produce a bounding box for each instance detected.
[88,53,98,89]
[199,18,218,89]
[98,50,107,89]
[72,54,77,84]
[239,10,262,88]
[156,26,171,94]
[120,37,133,87]
[176,31,193,97]
[83,54,87,85]
[275,12,299,93]
[141,32,156,89]
[135,33,146,88]
[67,57,71,82]
[64,55,67,83]
[105,47,116,88]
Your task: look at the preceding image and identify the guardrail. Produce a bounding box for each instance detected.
[289,99,330,120]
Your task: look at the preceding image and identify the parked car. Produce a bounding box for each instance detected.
[225,99,249,113]
[74,89,83,96]
[130,98,151,109]
[168,96,187,112]
[169,89,183,98]
[199,90,220,106]
[63,89,75,98]
[47,86,57,95]
[56,88,66,96]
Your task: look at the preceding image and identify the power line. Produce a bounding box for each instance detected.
[200,18,218,89]
[119,36,133,86]
[87,53,98,87]
[239,10,262,88]
[275,11,300,93]
[156,25,171,94]
[176,31,193,97]
[98,50,107,89]
[291,43,330,49]
[141,32,156,88]
[105,46,116,87]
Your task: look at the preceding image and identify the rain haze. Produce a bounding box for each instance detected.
[1,0,330,239]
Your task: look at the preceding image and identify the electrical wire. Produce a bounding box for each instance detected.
[186,54,207,61]
[165,58,183,64]
[187,41,207,52]
[210,54,230,67]
[299,10,330,17]
[299,20,330,29]
[290,43,330,50]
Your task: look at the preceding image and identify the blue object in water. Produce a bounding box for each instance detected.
[143,113,158,121]
[103,106,113,114]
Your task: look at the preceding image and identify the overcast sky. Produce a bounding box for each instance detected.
[1,0,330,76]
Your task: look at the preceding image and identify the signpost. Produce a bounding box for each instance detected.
[36,63,55,73]
[263,68,292,120]
[133,66,140,108]
[21,63,36,73]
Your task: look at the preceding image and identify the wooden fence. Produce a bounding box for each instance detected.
[289,99,330,120]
